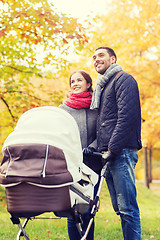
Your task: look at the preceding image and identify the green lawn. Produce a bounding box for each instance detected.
[0,182,160,240]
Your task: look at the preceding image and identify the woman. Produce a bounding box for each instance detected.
[59,70,99,240]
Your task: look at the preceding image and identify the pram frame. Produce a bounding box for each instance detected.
[9,153,109,240]
[80,159,110,240]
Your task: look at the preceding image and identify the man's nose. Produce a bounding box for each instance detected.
[94,57,100,63]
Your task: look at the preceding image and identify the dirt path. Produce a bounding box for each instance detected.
[149,181,160,197]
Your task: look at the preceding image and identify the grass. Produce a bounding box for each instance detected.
[0,182,160,240]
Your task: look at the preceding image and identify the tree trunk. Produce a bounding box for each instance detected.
[148,147,152,183]
[143,146,149,188]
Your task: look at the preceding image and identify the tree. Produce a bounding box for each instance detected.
[0,0,88,144]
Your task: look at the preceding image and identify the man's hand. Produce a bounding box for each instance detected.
[101,150,116,165]
[83,147,95,155]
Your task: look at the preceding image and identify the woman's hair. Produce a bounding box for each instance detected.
[69,70,93,93]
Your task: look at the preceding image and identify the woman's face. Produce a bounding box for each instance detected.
[70,72,91,93]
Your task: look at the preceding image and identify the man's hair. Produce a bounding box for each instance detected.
[95,47,117,61]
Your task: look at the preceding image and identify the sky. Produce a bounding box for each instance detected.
[41,0,111,70]
[50,0,109,21]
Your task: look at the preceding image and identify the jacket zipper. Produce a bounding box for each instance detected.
[42,144,49,178]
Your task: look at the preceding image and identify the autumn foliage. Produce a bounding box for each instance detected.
[0,0,160,151]
[0,0,89,145]
[74,0,160,149]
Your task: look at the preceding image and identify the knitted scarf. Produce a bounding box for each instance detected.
[90,64,123,109]
[63,92,92,109]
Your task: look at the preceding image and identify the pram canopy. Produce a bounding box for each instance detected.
[0,106,98,215]
[1,106,84,185]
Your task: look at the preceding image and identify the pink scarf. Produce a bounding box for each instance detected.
[63,92,92,109]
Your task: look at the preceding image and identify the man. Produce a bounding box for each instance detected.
[91,47,142,240]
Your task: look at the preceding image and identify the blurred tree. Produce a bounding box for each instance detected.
[0,0,88,144]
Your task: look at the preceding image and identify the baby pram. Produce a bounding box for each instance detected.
[0,106,109,240]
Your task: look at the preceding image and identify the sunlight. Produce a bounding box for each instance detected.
[49,0,109,21]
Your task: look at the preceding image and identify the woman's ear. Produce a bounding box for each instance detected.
[87,83,91,90]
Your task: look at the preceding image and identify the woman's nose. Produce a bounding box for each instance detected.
[73,81,78,85]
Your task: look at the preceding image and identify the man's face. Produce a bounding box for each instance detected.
[93,49,116,74]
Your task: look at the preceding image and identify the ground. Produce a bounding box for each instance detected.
[150,181,160,197]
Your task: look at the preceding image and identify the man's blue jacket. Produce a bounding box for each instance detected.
[96,72,142,154]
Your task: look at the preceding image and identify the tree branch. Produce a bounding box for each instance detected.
[2,90,52,103]
[1,97,16,122]
[3,65,43,77]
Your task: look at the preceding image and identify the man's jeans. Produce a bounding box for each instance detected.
[105,148,141,240]
[67,212,94,240]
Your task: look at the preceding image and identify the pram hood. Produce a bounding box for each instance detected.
[1,106,97,187]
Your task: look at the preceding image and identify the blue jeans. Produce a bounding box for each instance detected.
[105,148,141,240]
[67,177,100,240]
[67,211,94,240]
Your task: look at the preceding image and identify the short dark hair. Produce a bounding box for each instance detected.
[95,47,117,61]
[69,70,93,93]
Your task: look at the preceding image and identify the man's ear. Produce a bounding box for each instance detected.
[111,56,116,64]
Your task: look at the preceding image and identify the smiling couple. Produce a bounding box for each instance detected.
[59,47,142,240]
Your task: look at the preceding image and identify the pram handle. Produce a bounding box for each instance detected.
[91,152,102,157]
[92,151,109,161]
[93,151,111,175]
[83,151,111,174]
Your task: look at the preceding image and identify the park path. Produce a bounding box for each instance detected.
[150,180,160,197]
